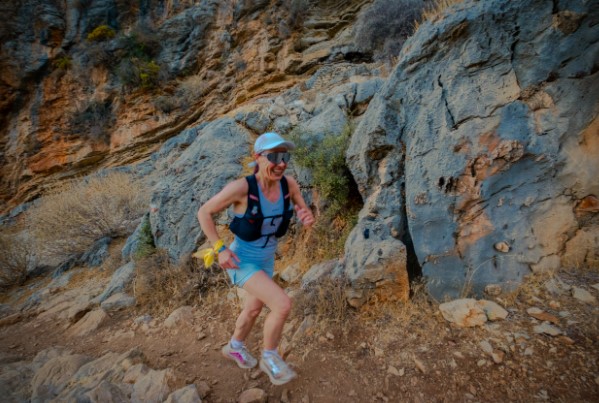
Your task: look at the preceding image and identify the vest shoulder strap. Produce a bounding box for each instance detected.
[246,174,290,214]
[246,174,260,204]
[280,175,290,212]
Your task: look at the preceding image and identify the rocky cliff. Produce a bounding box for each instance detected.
[345,0,599,298]
[0,0,370,211]
[1,0,598,300]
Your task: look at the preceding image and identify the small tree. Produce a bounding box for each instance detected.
[87,25,116,42]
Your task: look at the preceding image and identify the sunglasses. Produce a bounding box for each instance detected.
[262,151,291,164]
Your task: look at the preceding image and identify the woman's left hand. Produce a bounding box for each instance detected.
[294,205,315,227]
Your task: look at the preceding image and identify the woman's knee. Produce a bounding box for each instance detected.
[245,305,263,320]
[273,294,292,317]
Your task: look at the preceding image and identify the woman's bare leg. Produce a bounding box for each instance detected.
[232,293,263,342]
[242,270,291,350]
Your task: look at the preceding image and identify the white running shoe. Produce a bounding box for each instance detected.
[221,343,258,369]
[259,353,297,385]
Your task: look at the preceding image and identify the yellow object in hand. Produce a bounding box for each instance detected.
[192,239,226,268]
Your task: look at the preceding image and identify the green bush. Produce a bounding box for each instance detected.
[87,25,116,42]
[288,125,361,261]
[290,125,355,217]
[354,0,427,61]
[133,214,156,259]
[53,56,72,70]
[116,58,161,89]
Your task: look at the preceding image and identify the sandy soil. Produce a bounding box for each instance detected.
[1,267,599,402]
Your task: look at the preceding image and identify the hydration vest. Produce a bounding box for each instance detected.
[229,175,293,247]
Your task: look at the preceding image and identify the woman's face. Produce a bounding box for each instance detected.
[257,146,289,181]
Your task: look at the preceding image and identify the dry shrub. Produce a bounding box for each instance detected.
[501,268,561,307]
[154,76,207,113]
[280,211,357,274]
[0,226,33,288]
[133,250,231,317]
[292,277,352,327]
[355,0,427,61]
[415,0,465,30]
[358,278,437,337]
[175,76,208,108]
[27,172,148,264]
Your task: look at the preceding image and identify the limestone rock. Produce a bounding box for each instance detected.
[526,307,560,324]
[131,368,175,403]
[101,293,136,313]
[533,322,562,336]
[439,298,507,327]
[164,306,194,328]
[70,309,110,337]
[348,0,599,299]
[164,384,202,403]
[439,299,488,327]
[239,387,267,403]
[93,261,136,304]
[571,287,596,304]
[31,353,92,402]
[150,119,251,261]
[477,300,508,321]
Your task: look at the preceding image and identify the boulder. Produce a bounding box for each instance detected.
[149,119,251,261]
[70,309,110,337]
[93,261,136,304]
[347,0,599,299]
[164,306,194,328]
[439,299,508,327]
[164,384,202,403]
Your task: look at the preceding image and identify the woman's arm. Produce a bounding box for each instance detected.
[285,175,315,227]
[197,178,247,268]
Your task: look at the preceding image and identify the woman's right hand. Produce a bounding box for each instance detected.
[218,248,240,269]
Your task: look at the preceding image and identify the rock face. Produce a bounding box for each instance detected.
[0,0,368,212]
[346,0,599,298]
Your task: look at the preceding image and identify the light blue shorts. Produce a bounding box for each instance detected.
[226,261,274,287]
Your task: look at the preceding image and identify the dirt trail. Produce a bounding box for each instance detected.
[1,268,599,402]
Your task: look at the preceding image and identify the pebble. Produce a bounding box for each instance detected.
[477,359,487,367]
[326,332,334,340]
[526,307,560,324]
[533,322,562,336]
[485,284,502,296]
[413,357,427,373]
[491,350,505,364]
[480,340,493,354]
[494,242,510,253]
[387,365,401,376]
[572,287,596,303]
[238,388,267,403]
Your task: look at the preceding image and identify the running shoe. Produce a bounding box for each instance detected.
[259,353,297,385]
[221,343,257,369]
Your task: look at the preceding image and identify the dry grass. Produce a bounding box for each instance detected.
[26,172,148,264]
[66,238,126,289]
[292,277,352,327]
[133,250,231,317]
[278,210,357,275]
[0,225,33,288]
[414,0,464,30]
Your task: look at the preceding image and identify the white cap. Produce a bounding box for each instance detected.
[254,132,296,154]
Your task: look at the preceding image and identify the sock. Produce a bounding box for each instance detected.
[262,348,279,358]
[230,338,244,349]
